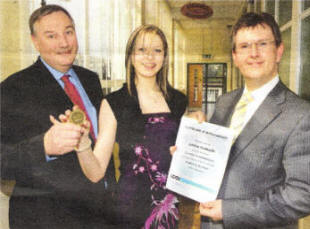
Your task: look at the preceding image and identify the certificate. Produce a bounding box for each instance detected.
[166,116,234,203]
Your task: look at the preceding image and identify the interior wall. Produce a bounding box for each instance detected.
[173,21,187,93]
[0,0,22,81]
[185,28,233,92]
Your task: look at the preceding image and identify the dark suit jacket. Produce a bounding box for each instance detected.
[202,81,310,229]
[1,58,115,229]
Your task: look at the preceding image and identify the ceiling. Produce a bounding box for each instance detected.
[166,0,249,34]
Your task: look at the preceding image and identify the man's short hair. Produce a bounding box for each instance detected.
[232,12,282,51]
[29,4,74,35]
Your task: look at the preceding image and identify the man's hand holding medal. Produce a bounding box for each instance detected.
[46,106,91,155]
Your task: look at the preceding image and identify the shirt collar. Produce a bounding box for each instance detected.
[40,56,74,80]
[244,75,279,101]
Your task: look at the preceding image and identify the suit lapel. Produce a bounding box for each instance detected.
[35,60,98,110]
[34,58,73,110]
[75,68,89,96]
[210,89,242,126]
[230,82,286,162]
[73,67,98,108]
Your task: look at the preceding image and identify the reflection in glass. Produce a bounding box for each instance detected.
[207,64,224,77]
[300,16,310,101]
[279,28,291,87]
[279,0,292,26]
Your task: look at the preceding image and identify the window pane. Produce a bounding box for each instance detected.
[303,0,310,10]
[279,0,292,26]
[300,16,310,101]
[266,0,275,16]
[279,28,291,87]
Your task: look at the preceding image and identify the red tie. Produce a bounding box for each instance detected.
[61,75,96,141]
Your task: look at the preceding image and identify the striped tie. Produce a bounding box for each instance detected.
[230,92,253,141]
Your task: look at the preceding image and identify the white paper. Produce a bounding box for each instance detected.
[166,116,234,203]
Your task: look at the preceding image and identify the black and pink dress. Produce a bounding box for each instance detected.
[106,83,187,229]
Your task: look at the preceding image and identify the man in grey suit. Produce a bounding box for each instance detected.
[200,12,310,229]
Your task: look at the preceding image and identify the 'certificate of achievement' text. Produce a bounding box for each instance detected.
[166,116,234,203]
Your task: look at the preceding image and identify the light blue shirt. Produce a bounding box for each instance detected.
[41,57,98,161]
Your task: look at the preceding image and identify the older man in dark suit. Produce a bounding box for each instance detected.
[1,4,114,229]
[200,13,310,229]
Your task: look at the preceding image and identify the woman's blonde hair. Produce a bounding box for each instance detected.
[125,24,169,98]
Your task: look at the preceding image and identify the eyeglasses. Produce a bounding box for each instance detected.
[235,40,275,54]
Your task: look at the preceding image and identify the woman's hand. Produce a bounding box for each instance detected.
[169,111,206,156]
[186,110,206,123]
[75,120,91,153]
[169,146,177,156]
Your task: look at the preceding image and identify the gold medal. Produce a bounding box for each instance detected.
[69,108,86,125]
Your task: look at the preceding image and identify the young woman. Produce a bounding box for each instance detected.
[55,25,187,228]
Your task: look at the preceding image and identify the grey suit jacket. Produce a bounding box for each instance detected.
[201,81,310,229]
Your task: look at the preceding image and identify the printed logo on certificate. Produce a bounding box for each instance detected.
[166,116,234,203]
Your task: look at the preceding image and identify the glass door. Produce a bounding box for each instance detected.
[187,63,227,120]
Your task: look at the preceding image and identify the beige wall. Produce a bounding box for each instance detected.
[0,0,35,82]
[0,1,21,81]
